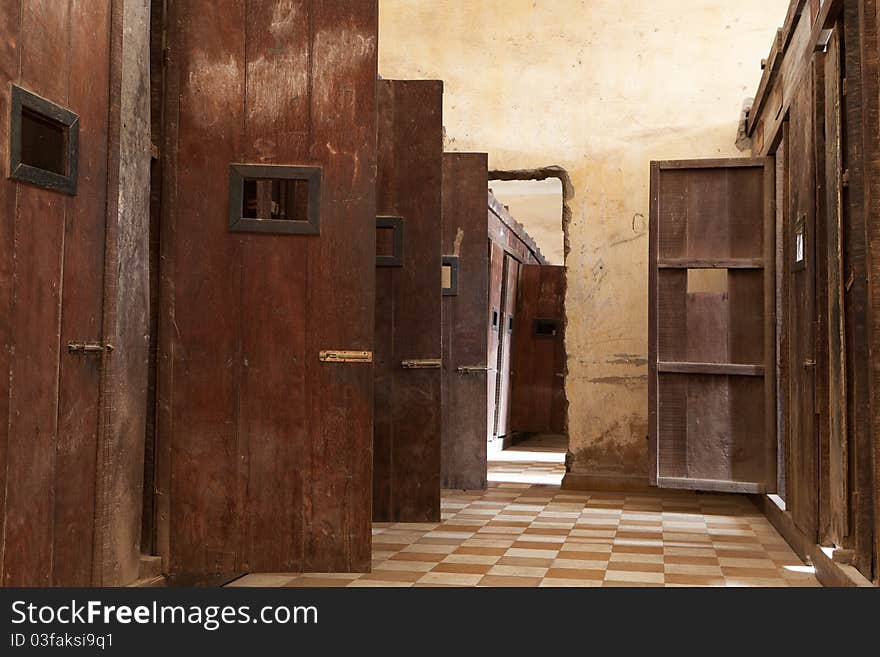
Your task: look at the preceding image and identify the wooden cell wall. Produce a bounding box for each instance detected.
[487,240,506,445]
[485,196,546,447]
[509,265,567,435]
[0,0,115,586]
[157,0,377,576]
[374,80,443,522]
[441,153,489,490]
[747,0,878,582]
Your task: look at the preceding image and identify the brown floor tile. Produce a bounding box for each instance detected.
[545,567,604,581]
[454,546,507,557]
[432,562,492,575]
[497,556,555,568]
[478,575,542,587]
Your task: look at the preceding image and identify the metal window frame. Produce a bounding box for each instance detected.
[9,84,79,196]
[793,213,806,272]
[441,255,459,296]
[376,215,405,267]
[228,163,321,235]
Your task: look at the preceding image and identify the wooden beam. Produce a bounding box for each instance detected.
[657,258,764,269]
[658,362,766,377]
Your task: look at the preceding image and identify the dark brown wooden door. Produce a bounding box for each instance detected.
[510,265,566,435]
[441,153,489,490]
[374,80,443,522]
[649,158,776,494]
[157,0,377,578]
[494,255,520,441]
[786,77,819,539]
[0,1,111,586]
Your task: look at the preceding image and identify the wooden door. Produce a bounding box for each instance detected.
[786,76,819,539]
[510,265,566,435]
[487,240,506,445]
[649,158,776,494]
[0,1,112,586]
[494,255,520,442]
[157,0,377,579]
[441,153,489,490]
[374,80,443,522]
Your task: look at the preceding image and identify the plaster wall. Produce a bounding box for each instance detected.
[378,0,789,484]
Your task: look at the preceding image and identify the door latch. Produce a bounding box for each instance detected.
[401,359,442,370]
[67,341,109,355]
[804,359,816,368]
[456,365,494,374]
[319,350,373,364]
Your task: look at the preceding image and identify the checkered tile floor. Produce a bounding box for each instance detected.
[228,435,819,587]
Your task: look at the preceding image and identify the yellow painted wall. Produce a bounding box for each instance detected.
[379,0,789,484]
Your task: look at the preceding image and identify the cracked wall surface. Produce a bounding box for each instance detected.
[378,0,789,485]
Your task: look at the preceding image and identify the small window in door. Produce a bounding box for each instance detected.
[228,164,321,235]
[533,318,560,338]
[9,84,79,195]
[793,215,806,270]
[442,255,459,296]
[376,216,405,267]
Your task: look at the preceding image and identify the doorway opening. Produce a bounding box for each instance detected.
[487,166,573,485]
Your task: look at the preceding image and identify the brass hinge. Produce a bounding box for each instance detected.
[319,350,372,364]
[67,341,111,355]
[401,359,442,370]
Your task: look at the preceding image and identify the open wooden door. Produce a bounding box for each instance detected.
[649,158,776,494]
[0,1,114,586]
[441,153,489,490]
[157,0,377,580]
[374,79,443,522]
[493,255,520,444]
[509,265,566,435]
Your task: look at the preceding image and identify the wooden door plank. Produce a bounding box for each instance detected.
[54,0,112,586]
[303,0,377,572]
[2,0,71,587]
[0,0,22,583]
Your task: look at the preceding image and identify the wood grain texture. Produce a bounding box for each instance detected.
[441,153,489,490]
[157,0,377,577]
[0,0,113,586]
[649,159,776,494]
[373,80,443,523]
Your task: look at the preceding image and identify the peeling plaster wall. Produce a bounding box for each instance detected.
[378,0,789,485]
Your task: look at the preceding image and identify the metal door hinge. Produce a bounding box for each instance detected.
[401,359,442,370]
[319,350,372,364]
[456,365,494,374]
[67,341,110,355]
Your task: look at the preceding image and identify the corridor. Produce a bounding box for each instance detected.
[230,436,819,587]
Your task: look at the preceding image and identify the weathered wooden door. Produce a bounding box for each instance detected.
[493,255,520,442]
[510,265,566,435]
[374,80,443,522]
[0,1,112,586]
[441,153,489,490]
[649,158,776,493]
[157,0,377,579]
